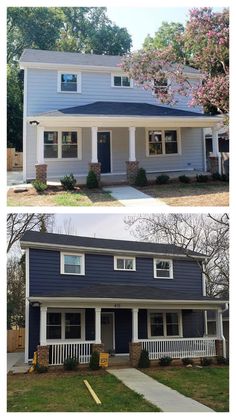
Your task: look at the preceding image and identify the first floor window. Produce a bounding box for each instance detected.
[114,256,136,271]
[150,311,180,337]
[47,312,61,339]
[44,130,81,159]
[62,254,84,275]
[147,129,179,156]
[165,130,178,154]
[44,131,58,158]
[154,259,173,279]
[65,313,81,339]
[62,131,78,158]
[46,311,83,340]
[148,130,163,155]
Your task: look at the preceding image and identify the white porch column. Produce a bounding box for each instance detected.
[37,126,45,164]
[91,127,98,163]
[40,306,47,345]
[211,126,219,156]
[216,309,226,358]
[128,127,136,161]
[132,308,139,342]
[95,307,101,343]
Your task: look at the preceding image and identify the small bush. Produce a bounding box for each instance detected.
[200,357,213,366]
[32,180,48,193]
[156,174,170,185]
[35,363,48,373]
[63,357,79,371]
[89,351,100,370]
[179,175,191,184]
[221,174,229,182]
[135,168,148,187]
[159,356,173,367]
[60,173,77,190]
[212,172,222,181]
[138,349,150,368]
[196,174,208,183]
[182,357,194,366]
[86,170,99,189]
[216,356,229,365]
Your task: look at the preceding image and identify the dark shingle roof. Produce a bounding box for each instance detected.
[38,101,204,118]
[21,231,206,259]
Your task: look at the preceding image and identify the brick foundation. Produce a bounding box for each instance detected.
[209,156,219,174]
[37,345,49,368]
[88,162,101,184]
[35,164,47,184]
[129,342,142,367]
[92,343,105,353]
[215,339,224,357]
[126,161,139,184]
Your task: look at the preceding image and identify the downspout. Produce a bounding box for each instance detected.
[218,303,228,358]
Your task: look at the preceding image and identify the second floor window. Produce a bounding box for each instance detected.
[57,72,81,93]
[154,77,169,95]
[112,74,133,88]
[154,259,173,279]
[61,252,85,275]
[114,256,136,271]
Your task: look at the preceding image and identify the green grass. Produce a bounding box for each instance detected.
[145,366,229,412]
[54,192,91,206]
[7,371,160,412]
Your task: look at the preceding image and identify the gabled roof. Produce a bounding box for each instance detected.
[19,48,200,75]
[20,231,206,259]
[37,101,205,118]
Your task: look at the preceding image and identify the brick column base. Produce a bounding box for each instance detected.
[126,161,139,184]
[89,162,101,184]
[35,164,47,184]
[209,156,219,174]
[92,343,105,353]
[129,342,142,367]
[37,345,49,368]
[215,339,223,357]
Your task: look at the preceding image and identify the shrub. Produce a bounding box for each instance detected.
[156,174,170,185]
[63,357,79,371]
[35,363,48,373]
[138,349,150,368]
[159,356,173,367]
[135,168,148,187]
[60,173,77,190]
[32,180,48,193]
[200,357,213,366]
[86,170,99,189]
[182,357,194,366]
[221,174,229,182]
[212,172,222,181]
[196,174,208,183]
[89,351,100,370]
[216,356,229,365]
[179,175,191,184]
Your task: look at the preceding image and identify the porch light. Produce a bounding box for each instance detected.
[29,120,39,126]
[31,301,41,307]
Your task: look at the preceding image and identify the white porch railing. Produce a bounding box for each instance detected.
[48,341,94,365]
[140,337,217,359]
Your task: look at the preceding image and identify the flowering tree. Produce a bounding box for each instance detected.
[121,8,229,114]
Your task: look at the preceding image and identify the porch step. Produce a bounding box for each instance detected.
[107,355,130,368]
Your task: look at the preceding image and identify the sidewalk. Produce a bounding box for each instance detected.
[103,186,167,207]
[108,368,213,412]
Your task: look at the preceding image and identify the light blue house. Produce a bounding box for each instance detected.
[19,49,222,183]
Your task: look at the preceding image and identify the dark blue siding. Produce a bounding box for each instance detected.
[138,309,148,339]
[29,305,40,359]
[29,249,203,297]
[85,309,95,340]
[182,310,204,337]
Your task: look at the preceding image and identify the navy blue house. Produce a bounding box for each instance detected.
[20,231,228,366]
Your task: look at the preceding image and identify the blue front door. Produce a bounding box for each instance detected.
[97,132,111,173]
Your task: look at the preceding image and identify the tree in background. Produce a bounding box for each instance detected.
[124,213,229,298]
[7,64,23,149]
[122,8,229,115]
[7,255,25,329]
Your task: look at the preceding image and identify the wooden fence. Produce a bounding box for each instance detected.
[7,328,25,352]
[7,148,23,171]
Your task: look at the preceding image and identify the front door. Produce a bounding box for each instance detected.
[101,312,114,352]
[97,132,111,173]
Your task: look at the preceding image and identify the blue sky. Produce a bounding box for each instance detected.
[106,6,225,50]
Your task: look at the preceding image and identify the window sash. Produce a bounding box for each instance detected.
[115,257,135,270]
[147,129,179,156]
[113,75,131,87]
[64,255,81,274]
[44,130,80,159]
[154,259,172,278]
[150,312,180,337]
[61,74,77,92]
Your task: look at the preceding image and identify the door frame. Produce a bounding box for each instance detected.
[97,130,113,173]
[101,311,115,351]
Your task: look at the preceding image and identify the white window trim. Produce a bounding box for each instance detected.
[46,308,85,342]
[145,128,182,157]
[57,71,82,93]
[44,128,82,161]
[111,73,133,88]
[147,309,183,339]
[114,256,136,271]
[153,258,173,279]
[60,252,85,276]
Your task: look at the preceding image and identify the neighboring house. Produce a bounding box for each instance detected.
[19,49,223,184]
[20,231,228,367]
[204,127,229,174]
[207,308,229,357]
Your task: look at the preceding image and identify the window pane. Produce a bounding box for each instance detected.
[44,132,58,145]
[148,131,163,155]
[64,255,81,274]
[47,313,61,325]
[166,142,178,154]
[61,74,77,91]
[116,259,124,269]
[44,145,58,158]
[165,130,178,154]
[65,313,81,339]
[167,324,179,336]
[61,132,78,158]
[114,76,121,86]
[65,325,81,339]
[156,269,170,278]
[122,77,130,87]
[151,324,164,336]
[62,132,77,145]
[124,259,134,270]
[166,313,178,324]
[150,313,164,336]
[47,326,61,339]
[44,132,58,158]
[65,313,81,325]
[156,261,170,270]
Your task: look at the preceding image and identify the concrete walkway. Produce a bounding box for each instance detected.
[108,368,213,412]
[7,352,25,373]
[103,186,167,207]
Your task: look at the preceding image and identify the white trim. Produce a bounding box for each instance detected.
[153,258,173,279]
[40,306,47,345]
[95,307,101,344]
[114,255,136,271]
[23,68,28,181]
[202,128,207,172]
[57,71,81,93]
[146,128,182,157]
[43,128,82,161]
[132,308,139,342]
[111,73,133,88]
[128,127,136,161]
[97,130,113,173]
[211,126,219,156]
[24,248,29,363]
[147,309,183,339]
[46,308,85,342]
[60,252,85,276]
[101,311,115,350]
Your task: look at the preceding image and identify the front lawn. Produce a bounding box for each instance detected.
[136,181,229,206]
[7,370,159,412]
[144,366,229,412]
